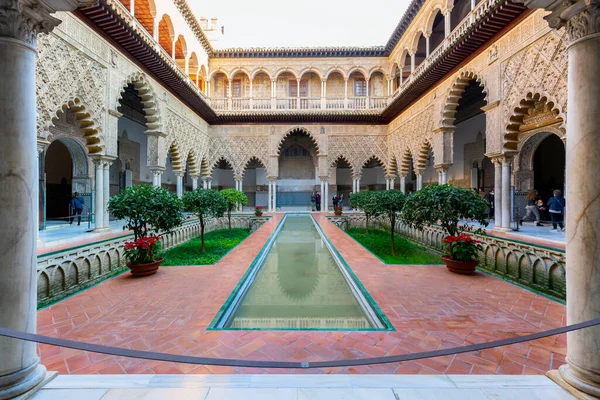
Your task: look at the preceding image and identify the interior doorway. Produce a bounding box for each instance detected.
[45,140,73,224]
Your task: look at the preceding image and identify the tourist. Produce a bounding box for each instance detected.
[332,194,339,209]
[348,192,353,211]
[520,189,544,226]
[70,192,85,226]
[315,192,321,211]
[547,189,566,232]
[311,191,316,211]
[339,193,344,208]
[486,189,495,220]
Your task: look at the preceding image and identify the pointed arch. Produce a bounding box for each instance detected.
[165,138,183,173]
[298,67,324,81]
[277,127,320,156]
[503,90,565,151]
[274,67,299,80]
[52,97,105,155]
[399,148,414,175]
[358,155,386,175]
[250,67,273,81]
[184,149,199,176]
[242,156,268,177]
[117,72,162,132]
[209,156,234,177]
[415,140,434,169]
[330,155,355,176]
[324,67,347,81]
[388,154,399,176]
[229,67,251,81]
[440,69,488,128]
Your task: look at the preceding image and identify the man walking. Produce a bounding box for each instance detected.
[70,192,85,226]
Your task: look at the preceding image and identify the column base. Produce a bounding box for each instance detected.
[93,227,111,233]
[0,363,50,400]
[494,226,513,233]
[547,367,600,399]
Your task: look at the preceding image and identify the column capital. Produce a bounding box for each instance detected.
[201,175,212,182]
[413,168,425,176]
[149,165,165,173]
[91,155,115,166]
[524,0,600,43]
[267,176,278,182]
[190,174,200,180]
[36,139,50,153]
[434,163,451,172]
[174,170,185,178]
[107,108,122,118]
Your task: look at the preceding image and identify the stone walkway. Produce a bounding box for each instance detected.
[37,213,567,375]
[31,374,575,399]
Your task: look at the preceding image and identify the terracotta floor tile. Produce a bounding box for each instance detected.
[37,214,567,375]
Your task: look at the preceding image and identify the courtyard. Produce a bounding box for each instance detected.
[37,214,566,376]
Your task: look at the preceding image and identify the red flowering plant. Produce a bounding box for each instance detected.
[443,233,483,262]
[334,206,343,215]
[254,206,263,216]
[124,235,162,265]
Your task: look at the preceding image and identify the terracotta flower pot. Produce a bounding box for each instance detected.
[255,212,263,217]
[126,257,164,277]
[334,211,343,216]
[441,255,479,275]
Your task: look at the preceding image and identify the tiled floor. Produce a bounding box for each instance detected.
[36,213,567,375]
[31,374,575,399]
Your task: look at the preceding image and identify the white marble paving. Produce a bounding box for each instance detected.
[205,388,297,399]
[31,389,108,400]
[30,374,576,400]
[448,375,559,388]
[44,375,153,389]
[100,388,209,400]
[393,388,490,400]
[299,388,397,400]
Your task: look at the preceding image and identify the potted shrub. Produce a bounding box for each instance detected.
[182,189,227,252]
[220,188,248,230]
[254,206,264,216]
[108,185,184,276]
[334,206,343,216]
[402,184,489,274]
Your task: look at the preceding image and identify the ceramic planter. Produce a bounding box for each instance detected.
[126,257,164,277]
[441,255,479,275]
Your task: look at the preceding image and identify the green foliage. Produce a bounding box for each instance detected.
[375,190,407,255]
[182,189,227,252]
[349,191,382,233]
[402,184,489,237]
[346,228,440,265]
[108,184,184,240]
[220,189,248,230]
[162,228,250,265]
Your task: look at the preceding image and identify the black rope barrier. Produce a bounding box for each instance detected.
[1,318,599,369]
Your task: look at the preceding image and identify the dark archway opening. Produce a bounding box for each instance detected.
[45,140,73,223]
[534,134,565,205]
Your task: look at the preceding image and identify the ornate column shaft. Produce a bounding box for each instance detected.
[320,180,325,212]
[400,174,406,193]
[415,169,424,190]
[272,180,277,211]
[268,180,272,212]
[150,167,164,188]
[500,156,513,231]
[93,159,104,232]
[324,180,329,211]
[492,157,502,225]
[191,175,198,191]
[0,1,66,394]
[522,0,600,395]
[175,171,184,198]
[103,161,112,229]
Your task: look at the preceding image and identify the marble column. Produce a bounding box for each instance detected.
[520,0,600,394]
[202,178,208,190]
[324,180,329,212]
[356,178,361,192]
[0,0,86,395]
[175,172,184,198]
[192,176,198,190]
[320,180,325,212]
[386,179,390,190]
[94,160,104,231]
[268,181,272,212]
[390,177,395,190]
[150,167,163,188]
[272,181,277,211]
[415,170,423,190]
[208,180,212,189]
[103,161,111,229]
[500,156,512,231]
[493,158,502,226]
[400,175,406,193]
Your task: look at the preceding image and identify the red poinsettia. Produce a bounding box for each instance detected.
[124,235,162,265]
[443,233,483,262]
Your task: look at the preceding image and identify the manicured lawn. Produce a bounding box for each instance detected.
[346,228,441,265]
[162,228,250,266]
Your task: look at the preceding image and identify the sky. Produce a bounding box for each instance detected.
[188,0,413,49]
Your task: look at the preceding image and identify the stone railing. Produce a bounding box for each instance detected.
[37,214,270,308]
[328,213,566,300]
[209,96,386,112]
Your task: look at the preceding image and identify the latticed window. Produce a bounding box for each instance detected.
[354,79,367,97]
